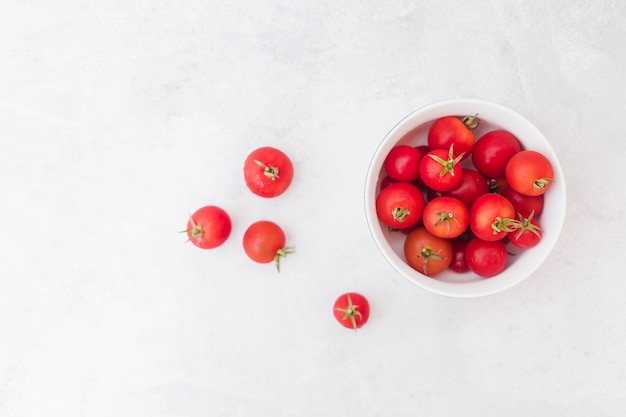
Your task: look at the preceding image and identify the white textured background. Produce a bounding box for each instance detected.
[1,1,625,416]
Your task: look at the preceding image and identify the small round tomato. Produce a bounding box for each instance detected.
[244,146,294,198]
[383,145,422,182]
[442,168,488,208]
[185,205,232,249]
[422,196,469,239]
[472,130,521,178]
[375,182,425,229]
[505,150,554,196]
[427,115,478,160]
[333,292,370,330]
[501,186,544,218]
[419,145,464,192]
[243,220,293,272]
[508,212,543,249]
[465,238,508,277]
[403,227,453,276]
[449,238,470,273]
[469,193,518,241]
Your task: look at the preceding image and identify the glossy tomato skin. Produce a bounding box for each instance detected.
[505,150,554,196]
[243,220,292,271]
[428,116,475,160]
[333,293,370,330]
[244,147,294,198]
[422,196,469,239]
[469,193,517,241]
[449,238,470,273]
[419,148,464,192]
[501,186,544,218]
[465,238,508,277]
[403,227,453,276]
[186,205,232,249]
[442,168,488,209]
[375,182,425,229]
[384,145,422,182]
[472,130,521,178]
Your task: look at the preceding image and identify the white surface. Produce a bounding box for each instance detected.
[1,1,625,416]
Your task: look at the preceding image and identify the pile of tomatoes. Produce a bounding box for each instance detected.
[376,115,555,278]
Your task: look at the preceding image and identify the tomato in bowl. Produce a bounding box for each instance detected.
[364,99,566,298]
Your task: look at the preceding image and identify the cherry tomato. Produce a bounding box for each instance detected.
[501,186,544,218]
[243,220,293,272]
[427,115,478,160]
[185,205,232,249]
[442,168,488,208]
[422,196,469,239]
[505,150,554,196]
[472,130,521,178]
[419,145,464,192]
[244,146,294,198]
[375,182,425,229]
[469,193,518,241]
[508,212,543,248]
[465,238,508,277]
[449,238,470,273]
[383,145,422,182]
[379,175,397,191]
[333,293,370,330]
[403,227,453,276]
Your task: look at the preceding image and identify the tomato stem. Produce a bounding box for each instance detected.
[533,178,552,190]
[434,212,460,234]
[463,114,480,130]
[254,160,280,180]
[514,210,542,239]
[274,246,295,272]
[417,246,445,276]
[491,216,521,234]
[333,294,363,330]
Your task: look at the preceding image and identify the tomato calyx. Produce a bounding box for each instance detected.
[434,211,461,234]
[533,178,553,191]
[254,160,280,181]
[513,210,542,240]
[333,294,364,330]
[182,215,203,244]
[417,246,446,276]
[491,216,520,235]
[428,144,465,177]
[392,207,411,223]
[462,114,480,130]
[274,246,295,272]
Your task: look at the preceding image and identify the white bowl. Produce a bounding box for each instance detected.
[364,99,566,298]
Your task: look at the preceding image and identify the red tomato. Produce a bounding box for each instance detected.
[379,175,397,191]
[422,196,469,239]
[403,227,453,276]
[243,220,293,272]
[333,293,370,330]
[469,193,518,241]
[505,150,554,196]
[508,212,543,248]
[375,182,425,229]
[185,206,232,249]
[486,176,509,194]
[383,145,422,182]
[465,238,508,277]
[244,147,294,198]
[501,186,544,218]
[449,238,470,273]
[472,130,521,178]
[427,115,478,160]
[419,145,464,192]
[442,168,488,208]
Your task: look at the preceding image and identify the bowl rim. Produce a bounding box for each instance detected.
[364,98,567,298]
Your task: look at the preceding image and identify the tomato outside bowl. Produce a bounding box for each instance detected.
[364,99,566,298]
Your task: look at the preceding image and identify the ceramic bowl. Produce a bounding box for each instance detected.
[364,99,566,298]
